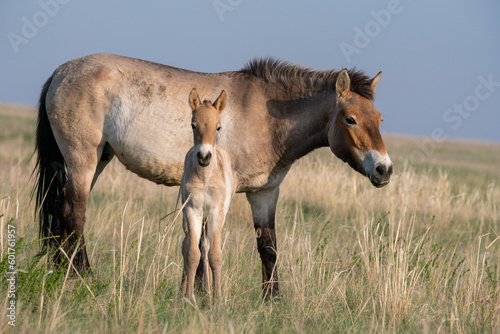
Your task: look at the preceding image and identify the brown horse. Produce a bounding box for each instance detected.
[33,54,392,297]
[180,88,234,302]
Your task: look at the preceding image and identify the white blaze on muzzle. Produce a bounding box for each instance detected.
[195,144,214,165]
[361,150,393,186]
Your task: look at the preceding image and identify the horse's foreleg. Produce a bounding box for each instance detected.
[246,188,280,298]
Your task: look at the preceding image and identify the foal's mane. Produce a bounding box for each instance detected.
[240,58,375,100]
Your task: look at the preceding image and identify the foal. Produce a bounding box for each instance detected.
[180,88,234,301]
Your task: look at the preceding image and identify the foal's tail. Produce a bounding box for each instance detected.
[32,74,66,251]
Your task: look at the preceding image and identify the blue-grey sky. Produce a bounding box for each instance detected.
[1,1,499,142]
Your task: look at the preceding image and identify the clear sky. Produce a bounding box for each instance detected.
[1,1,499,142]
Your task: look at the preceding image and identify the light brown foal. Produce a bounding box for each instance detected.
[180,89,234,302]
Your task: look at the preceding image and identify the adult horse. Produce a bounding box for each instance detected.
[33,54,393,297]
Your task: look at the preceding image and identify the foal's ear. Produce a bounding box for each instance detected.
[370,71,382,93]
[336,69,351,98]
[213,90,227,113]
[189,88,201,111]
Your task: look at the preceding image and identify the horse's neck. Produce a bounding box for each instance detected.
[270,92,331,168]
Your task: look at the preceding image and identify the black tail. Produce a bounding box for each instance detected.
[32,74,67,250]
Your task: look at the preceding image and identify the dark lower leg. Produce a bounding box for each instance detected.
[54,230,91,275]
[256,226,279,298]
[63,234,91,274]
[58,195,92,275]
[247,188,281,298]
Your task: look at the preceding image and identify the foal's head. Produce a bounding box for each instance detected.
[189,88,227,167]
[328,69,393,188]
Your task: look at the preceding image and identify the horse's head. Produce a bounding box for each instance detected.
[328,69,393,188]
[189,88,227,167]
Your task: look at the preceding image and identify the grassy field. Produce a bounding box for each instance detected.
[0,103,499,333]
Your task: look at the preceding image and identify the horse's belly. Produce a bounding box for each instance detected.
[106,103,192,186]
[116,141,186,186]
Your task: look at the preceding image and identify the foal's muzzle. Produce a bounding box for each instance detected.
[197,150,212,167]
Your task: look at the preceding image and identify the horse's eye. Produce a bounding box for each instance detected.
[191,123,196,130]
[345,117,357,125]
[216,126,221,132]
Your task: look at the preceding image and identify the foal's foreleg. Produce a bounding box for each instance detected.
[207,213,224,299]
[199,218,213,295]
[246,188,280,298]
[181,207,202,301]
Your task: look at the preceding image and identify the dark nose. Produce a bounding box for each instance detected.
[197,151,212,167]
[374,163,393,179]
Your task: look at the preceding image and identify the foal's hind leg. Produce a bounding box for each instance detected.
[194,257,204,290]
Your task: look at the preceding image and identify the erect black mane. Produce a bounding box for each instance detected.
[240,57,375,100]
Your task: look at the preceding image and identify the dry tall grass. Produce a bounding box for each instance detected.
[0,104,499,333]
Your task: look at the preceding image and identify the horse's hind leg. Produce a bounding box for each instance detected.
[57,165,95,274]
[54,141,104,274]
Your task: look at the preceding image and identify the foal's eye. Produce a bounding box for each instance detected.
[345,117,357,125]
[216,125,221,132]
[191,123,196,130]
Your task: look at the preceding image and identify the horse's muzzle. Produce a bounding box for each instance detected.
[361,150,393,188]
[370,162,393,187]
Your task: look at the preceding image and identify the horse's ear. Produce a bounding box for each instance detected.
[189,88,201,111]
[336,69,350,98]
[213,90,227,113]
[370,71,382,93]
